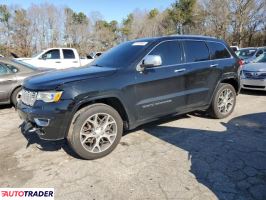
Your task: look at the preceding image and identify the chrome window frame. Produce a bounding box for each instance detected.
[136,39,233,72]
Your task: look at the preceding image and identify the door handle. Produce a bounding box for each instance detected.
[73,61,78,63]
[174,68,186,73]
[210,64,218,68]
[55,61,61,63]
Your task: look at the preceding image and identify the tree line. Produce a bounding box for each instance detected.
[0,0,265,57]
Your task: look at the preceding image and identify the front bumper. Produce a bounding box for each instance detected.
[17,100,74,140]
[241,78,266,91]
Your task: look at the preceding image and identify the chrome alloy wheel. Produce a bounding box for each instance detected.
[217,88,235,114]
[80,113,117,153]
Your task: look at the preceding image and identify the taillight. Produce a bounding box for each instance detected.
[238,59,244,69]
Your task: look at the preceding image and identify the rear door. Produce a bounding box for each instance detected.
[62,49,80,68]
[206,41,235,89]
[181,40,213,108]
[133,40,187,121]
[0,63,17,103]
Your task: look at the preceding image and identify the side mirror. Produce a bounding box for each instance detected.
[12,68,18,73]
[138,55,162,71]
[40,54,47,60]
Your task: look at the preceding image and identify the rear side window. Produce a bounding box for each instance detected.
[149,41,182,65]
[207,42,231,60]
[183,41,209,62]
[63,49,75,59]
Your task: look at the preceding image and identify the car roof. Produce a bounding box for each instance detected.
[131,35,221,44]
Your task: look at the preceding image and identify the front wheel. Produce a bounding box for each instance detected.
[11,87,22,106]
[67,103,123,160]
[209,83,236,119]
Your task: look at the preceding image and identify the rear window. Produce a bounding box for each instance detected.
[207,42,231,60]
[149,41,182,65]
[183,41,209,62]
[63,49,75,59]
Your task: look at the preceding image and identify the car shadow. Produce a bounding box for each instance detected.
[0,104,13,110]
[142,112,266,200]
[240,89,266,96]
[19,112,266,199]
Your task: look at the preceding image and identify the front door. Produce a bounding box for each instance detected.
[133,40,187,121]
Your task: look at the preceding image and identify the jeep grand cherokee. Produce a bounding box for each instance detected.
[17,35,241,159]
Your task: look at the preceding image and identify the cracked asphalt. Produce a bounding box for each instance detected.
[0,90,265,200]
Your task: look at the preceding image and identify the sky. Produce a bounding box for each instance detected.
[0,0,174,22]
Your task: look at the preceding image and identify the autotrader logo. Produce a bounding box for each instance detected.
[0,188,54,200]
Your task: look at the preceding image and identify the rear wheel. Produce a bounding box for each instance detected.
[11,87,22,106]
[67,103,123,160]
[209,83,236,119]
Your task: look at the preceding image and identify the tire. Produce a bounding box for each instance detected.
[209,83,236,119]
[67,103,123,160]
[11,87,22,106]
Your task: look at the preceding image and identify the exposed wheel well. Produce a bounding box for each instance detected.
[221,78,239,93]
[76,97,129,129]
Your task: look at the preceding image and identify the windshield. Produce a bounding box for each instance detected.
[253,53,266,63]
[236,48,256,58]
[12,59,37,70]
[91,41,151,68]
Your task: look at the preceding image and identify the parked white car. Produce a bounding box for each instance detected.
[16,48,93,69]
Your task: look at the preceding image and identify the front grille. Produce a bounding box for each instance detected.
[243,70,266,79]
[21,89,37,106]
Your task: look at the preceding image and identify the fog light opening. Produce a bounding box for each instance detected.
[34,118,50,127]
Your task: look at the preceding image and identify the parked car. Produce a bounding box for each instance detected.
[240,52,266,91]
[236,47,266,63]
[17,35,241,160]
[230,46,239,52]
[16,48,94,69]
[0,58,51,105]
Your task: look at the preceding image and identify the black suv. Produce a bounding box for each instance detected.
[17,35,241,159]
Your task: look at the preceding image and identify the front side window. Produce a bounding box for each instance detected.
[149,41,182,66]
[207,42,231,60]
[63,49,75,59]
[0,63,11,75]
[183,41,209,62]
[42,49,60,59]
[256,50,263,57]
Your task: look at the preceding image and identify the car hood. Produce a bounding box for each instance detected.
[243,63,266,72]
[23,66,117,90]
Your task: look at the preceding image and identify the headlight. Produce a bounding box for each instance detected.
[37,91,63,103]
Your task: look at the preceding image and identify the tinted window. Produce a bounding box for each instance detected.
[92,41,150,68]
[149,41,182,65]
[63,49,75,59]
[207,42,231,59]
[184,41,209,62]
[42,49,60,59]
[0,63,10,75]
